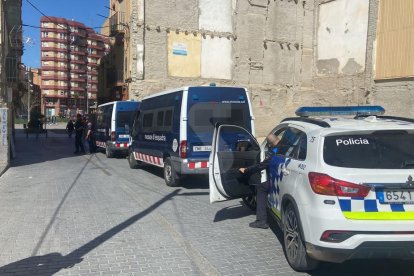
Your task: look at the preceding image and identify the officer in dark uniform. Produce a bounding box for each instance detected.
[73,114,85,154]
[239,134,281,229]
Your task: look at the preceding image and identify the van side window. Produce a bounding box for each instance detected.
[143,113,153,128]
[164,109,172,127]
[157,111,164,127]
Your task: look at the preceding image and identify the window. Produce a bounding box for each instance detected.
[143,113,153,128]
[156,111,164,127]
[324,131,414,169]
[164,110,173,127]
[274,127,307,160]
[376,0,414,79]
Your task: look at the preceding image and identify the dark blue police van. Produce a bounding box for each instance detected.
[95,100,140,158]
[128,85,255,186]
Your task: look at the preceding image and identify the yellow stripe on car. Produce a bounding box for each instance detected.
[343,211,414,220]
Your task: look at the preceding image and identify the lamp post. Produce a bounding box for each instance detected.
[26,67,32,122]
[86,74,89,115]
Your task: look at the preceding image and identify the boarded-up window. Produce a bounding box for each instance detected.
[375,0,414,79]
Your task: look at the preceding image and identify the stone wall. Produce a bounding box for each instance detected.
[127,0,414,137]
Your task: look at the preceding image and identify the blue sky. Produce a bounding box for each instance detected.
[22,0,109,68]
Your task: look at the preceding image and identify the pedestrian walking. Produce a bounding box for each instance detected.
[86,119,96,154]
[239,134,281,229]
[73,114,85,154]
[66,119,74,138]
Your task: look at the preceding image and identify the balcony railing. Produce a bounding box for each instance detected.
[109,12,126,36]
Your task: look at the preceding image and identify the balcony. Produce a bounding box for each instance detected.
[109,12,126,36]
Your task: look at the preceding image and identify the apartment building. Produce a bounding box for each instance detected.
[40,16,110,117]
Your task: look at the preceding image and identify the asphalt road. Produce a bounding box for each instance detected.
[0,129,413,275]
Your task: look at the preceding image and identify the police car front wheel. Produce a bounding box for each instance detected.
[283,203,318,272]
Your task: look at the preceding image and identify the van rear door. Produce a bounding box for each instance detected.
[186,87,253,160]
[115,102,139,143]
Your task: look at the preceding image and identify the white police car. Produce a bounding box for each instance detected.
[209,106,414,271]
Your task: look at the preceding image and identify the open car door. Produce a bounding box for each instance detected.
[209,124,261,203]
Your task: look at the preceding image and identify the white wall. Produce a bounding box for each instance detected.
[317,0,369,75]
[201,37,232,80]
[199,0,233,33]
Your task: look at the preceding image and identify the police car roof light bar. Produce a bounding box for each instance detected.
[295,106,385,117]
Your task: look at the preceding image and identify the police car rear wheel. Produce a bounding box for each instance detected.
[283,204,318,272]
[164,158,179,187]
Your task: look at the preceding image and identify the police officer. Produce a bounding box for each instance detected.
[73,114,85,154]
[239,134,281,229]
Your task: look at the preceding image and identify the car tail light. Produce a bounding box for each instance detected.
[180,140,187,158]
[308,172,370,197]
[111,131,116,141]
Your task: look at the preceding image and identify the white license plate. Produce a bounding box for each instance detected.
[119,134,130,138]
[193,146,212,152]
[382,190,414,204]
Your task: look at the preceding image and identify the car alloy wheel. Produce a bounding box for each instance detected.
[283,204,319,271]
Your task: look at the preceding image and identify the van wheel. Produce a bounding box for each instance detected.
[164,158,179,187]
[283,203,319,272]
[106,147,113,158]
[128,150,140,169]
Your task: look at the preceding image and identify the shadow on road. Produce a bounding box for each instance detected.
[11,134,90,168]
[0,189,181,275]
[267,215,414,276]
[139,165,210,189]
[214,204,254,222]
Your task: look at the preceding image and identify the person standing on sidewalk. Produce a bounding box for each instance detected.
[66,119,74,138]
[85,118,96,154]
[239,134,281,229]
[73,114,85,154]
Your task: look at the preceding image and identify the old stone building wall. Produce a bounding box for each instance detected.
[126,0,414,137]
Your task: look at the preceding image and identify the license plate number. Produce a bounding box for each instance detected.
[193,146,211,152]
[383,190,414,204]
[119,134,129,138]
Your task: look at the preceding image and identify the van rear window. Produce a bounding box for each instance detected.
[188,103,247,133]
[116,111,135,129]
[323,131,414,169]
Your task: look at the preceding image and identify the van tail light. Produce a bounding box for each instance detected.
[111,131,116,141]
[308,172,370,198]
[180,140,187,158]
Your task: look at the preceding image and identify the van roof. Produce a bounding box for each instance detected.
[97,100,140,107]
[141,86,247,101]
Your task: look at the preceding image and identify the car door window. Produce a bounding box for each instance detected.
[275,127,307,160]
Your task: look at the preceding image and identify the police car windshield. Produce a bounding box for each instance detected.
[323,130,414,169]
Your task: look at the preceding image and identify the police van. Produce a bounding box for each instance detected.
[95,100,140,158]
[128,85,255,186]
